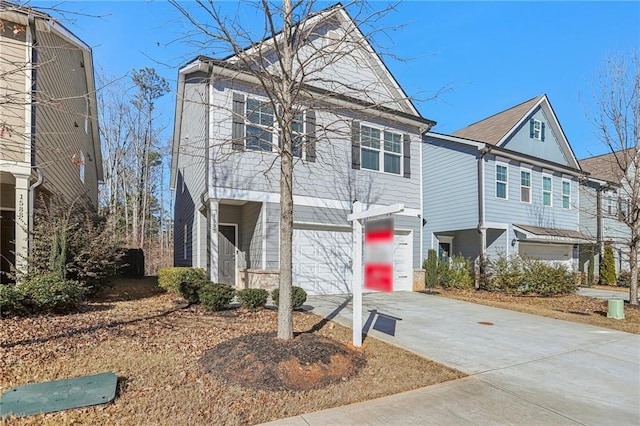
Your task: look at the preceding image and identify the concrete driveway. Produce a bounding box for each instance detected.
[263,292,640,425]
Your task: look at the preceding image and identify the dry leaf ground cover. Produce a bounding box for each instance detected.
[1,278,464,425]
[431,288,640,334]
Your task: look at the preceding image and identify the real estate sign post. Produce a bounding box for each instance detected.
[348,202,404,347]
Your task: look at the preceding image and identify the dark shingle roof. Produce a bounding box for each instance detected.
[579,149,637,184]
[452,96,543,144]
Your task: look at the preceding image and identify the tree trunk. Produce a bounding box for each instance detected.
[630,232,639,305]
[277,0,295,340]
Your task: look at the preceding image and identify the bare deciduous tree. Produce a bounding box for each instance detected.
[170,0,427,340]
[592,52,640,305]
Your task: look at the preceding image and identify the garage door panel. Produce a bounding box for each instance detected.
[293,229,352,295]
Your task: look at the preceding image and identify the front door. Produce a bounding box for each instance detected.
[218,225,236,285]
[0,210,15,284]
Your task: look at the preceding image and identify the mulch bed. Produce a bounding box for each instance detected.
[200,332,366,391]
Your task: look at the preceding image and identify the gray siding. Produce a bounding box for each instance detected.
[422,136,479,257]
[36,30,99,206]
[208,81,422,210]
[241,202,262,269]
[579,182,599,239]
[484,154,580,231]
[294,205,350,226]
[501,107,570,166]
[395,215,421,268]
[173,73,208,266]
[265,202,280,269]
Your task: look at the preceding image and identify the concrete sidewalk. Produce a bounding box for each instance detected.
[577,286,637,302]
[262,292,640,426]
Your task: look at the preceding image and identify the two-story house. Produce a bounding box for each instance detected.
[579,150,635,277]
[423,95,592,270]
[0,3,102,281]
[170,5,435,295]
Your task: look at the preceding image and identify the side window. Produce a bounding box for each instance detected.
[530,118,546,141]
[246,98,274,151]
[542,175,552,207]
[496,164,508,199]
[520,170,531,203]
[562,180,571,209]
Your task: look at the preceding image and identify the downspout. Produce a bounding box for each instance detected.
[27,15,44,255]
[476,146,491,288]
[204,63,213,274]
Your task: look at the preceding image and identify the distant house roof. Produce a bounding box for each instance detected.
[579,149,637,184]
[452,96,543,144]
[514,224,594,243]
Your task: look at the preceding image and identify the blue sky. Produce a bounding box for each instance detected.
[34,1,639,160]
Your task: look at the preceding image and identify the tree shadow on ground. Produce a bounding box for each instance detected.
[90,277,165,303]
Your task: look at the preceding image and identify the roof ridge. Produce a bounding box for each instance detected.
[455,95,543,132]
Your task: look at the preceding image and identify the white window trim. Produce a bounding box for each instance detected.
[561,179,571,210]
[533,119,543,140]
[495,162,508,200]
[245,96,308,160]
[360,123,403,176]
[542,174,553,207]
[520,168,531,204]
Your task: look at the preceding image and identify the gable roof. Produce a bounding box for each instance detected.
[452,96,543,144]
[222,3,420,116]
[451,94,580,170]
[580,149,638,184]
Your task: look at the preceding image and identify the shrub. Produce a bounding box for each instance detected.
[271,286,308,309]
[522,259,577,296]
[237,288,268,311]
[423,249,438,289]
[158,267,207,295]
[443,256,474,289]
[480,255,523,293]
[617,271,634,288]
[586,248,595,287]
[0,284,25,317]
[199,282,235,311]
[178,279,206,304]
[600,245,617,285]
[18,273,84,313]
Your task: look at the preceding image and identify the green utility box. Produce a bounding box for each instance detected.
[607,299,625,320]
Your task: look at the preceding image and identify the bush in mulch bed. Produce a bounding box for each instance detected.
[200,332,366,391]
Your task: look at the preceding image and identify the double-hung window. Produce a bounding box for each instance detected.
[246,98,274,151]
[562,180,571,209]
[360,125,402,175]
[520,170,531,203]
[291,113,304,158]
[607,196,617,216]
[496,164,508,199]
[542,175,552,206]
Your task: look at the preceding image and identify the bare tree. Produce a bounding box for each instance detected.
[170,0,426,340]
[592,52,640,305]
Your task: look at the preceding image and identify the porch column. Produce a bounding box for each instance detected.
[208,198,219,282]
[13,174,29,276]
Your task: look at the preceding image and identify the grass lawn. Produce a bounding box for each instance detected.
[1,278,463,425]
[430,288,640,334]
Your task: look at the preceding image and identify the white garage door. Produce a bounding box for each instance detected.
[293,228,353,295]
[519,243,572,267]
[293,228,413,295]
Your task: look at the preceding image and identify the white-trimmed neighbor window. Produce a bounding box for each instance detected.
[530,118,545,141]
[562,180,571,209]
[246,97,274,151]
[607,195,617,216]
[619,198,629,220]
[520,170,531,203]
[360,125,402,175]
[496,164,508,199]
[542,175,553,206]
[183,223,188,260]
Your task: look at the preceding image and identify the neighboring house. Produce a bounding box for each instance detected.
[170,5,435,295]
[579,150,635,277]
[0,2,102,282]
[423,95,591,271]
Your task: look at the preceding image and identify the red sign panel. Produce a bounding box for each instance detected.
[364,217,394,292]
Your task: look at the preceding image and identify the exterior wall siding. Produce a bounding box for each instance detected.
[500,107,570,166]
[0,30,27,163]
[35,30,99,206]
[422,136,479,256]
[208,81,422,210]
[483,154,579,230]
[173,74,208,266]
